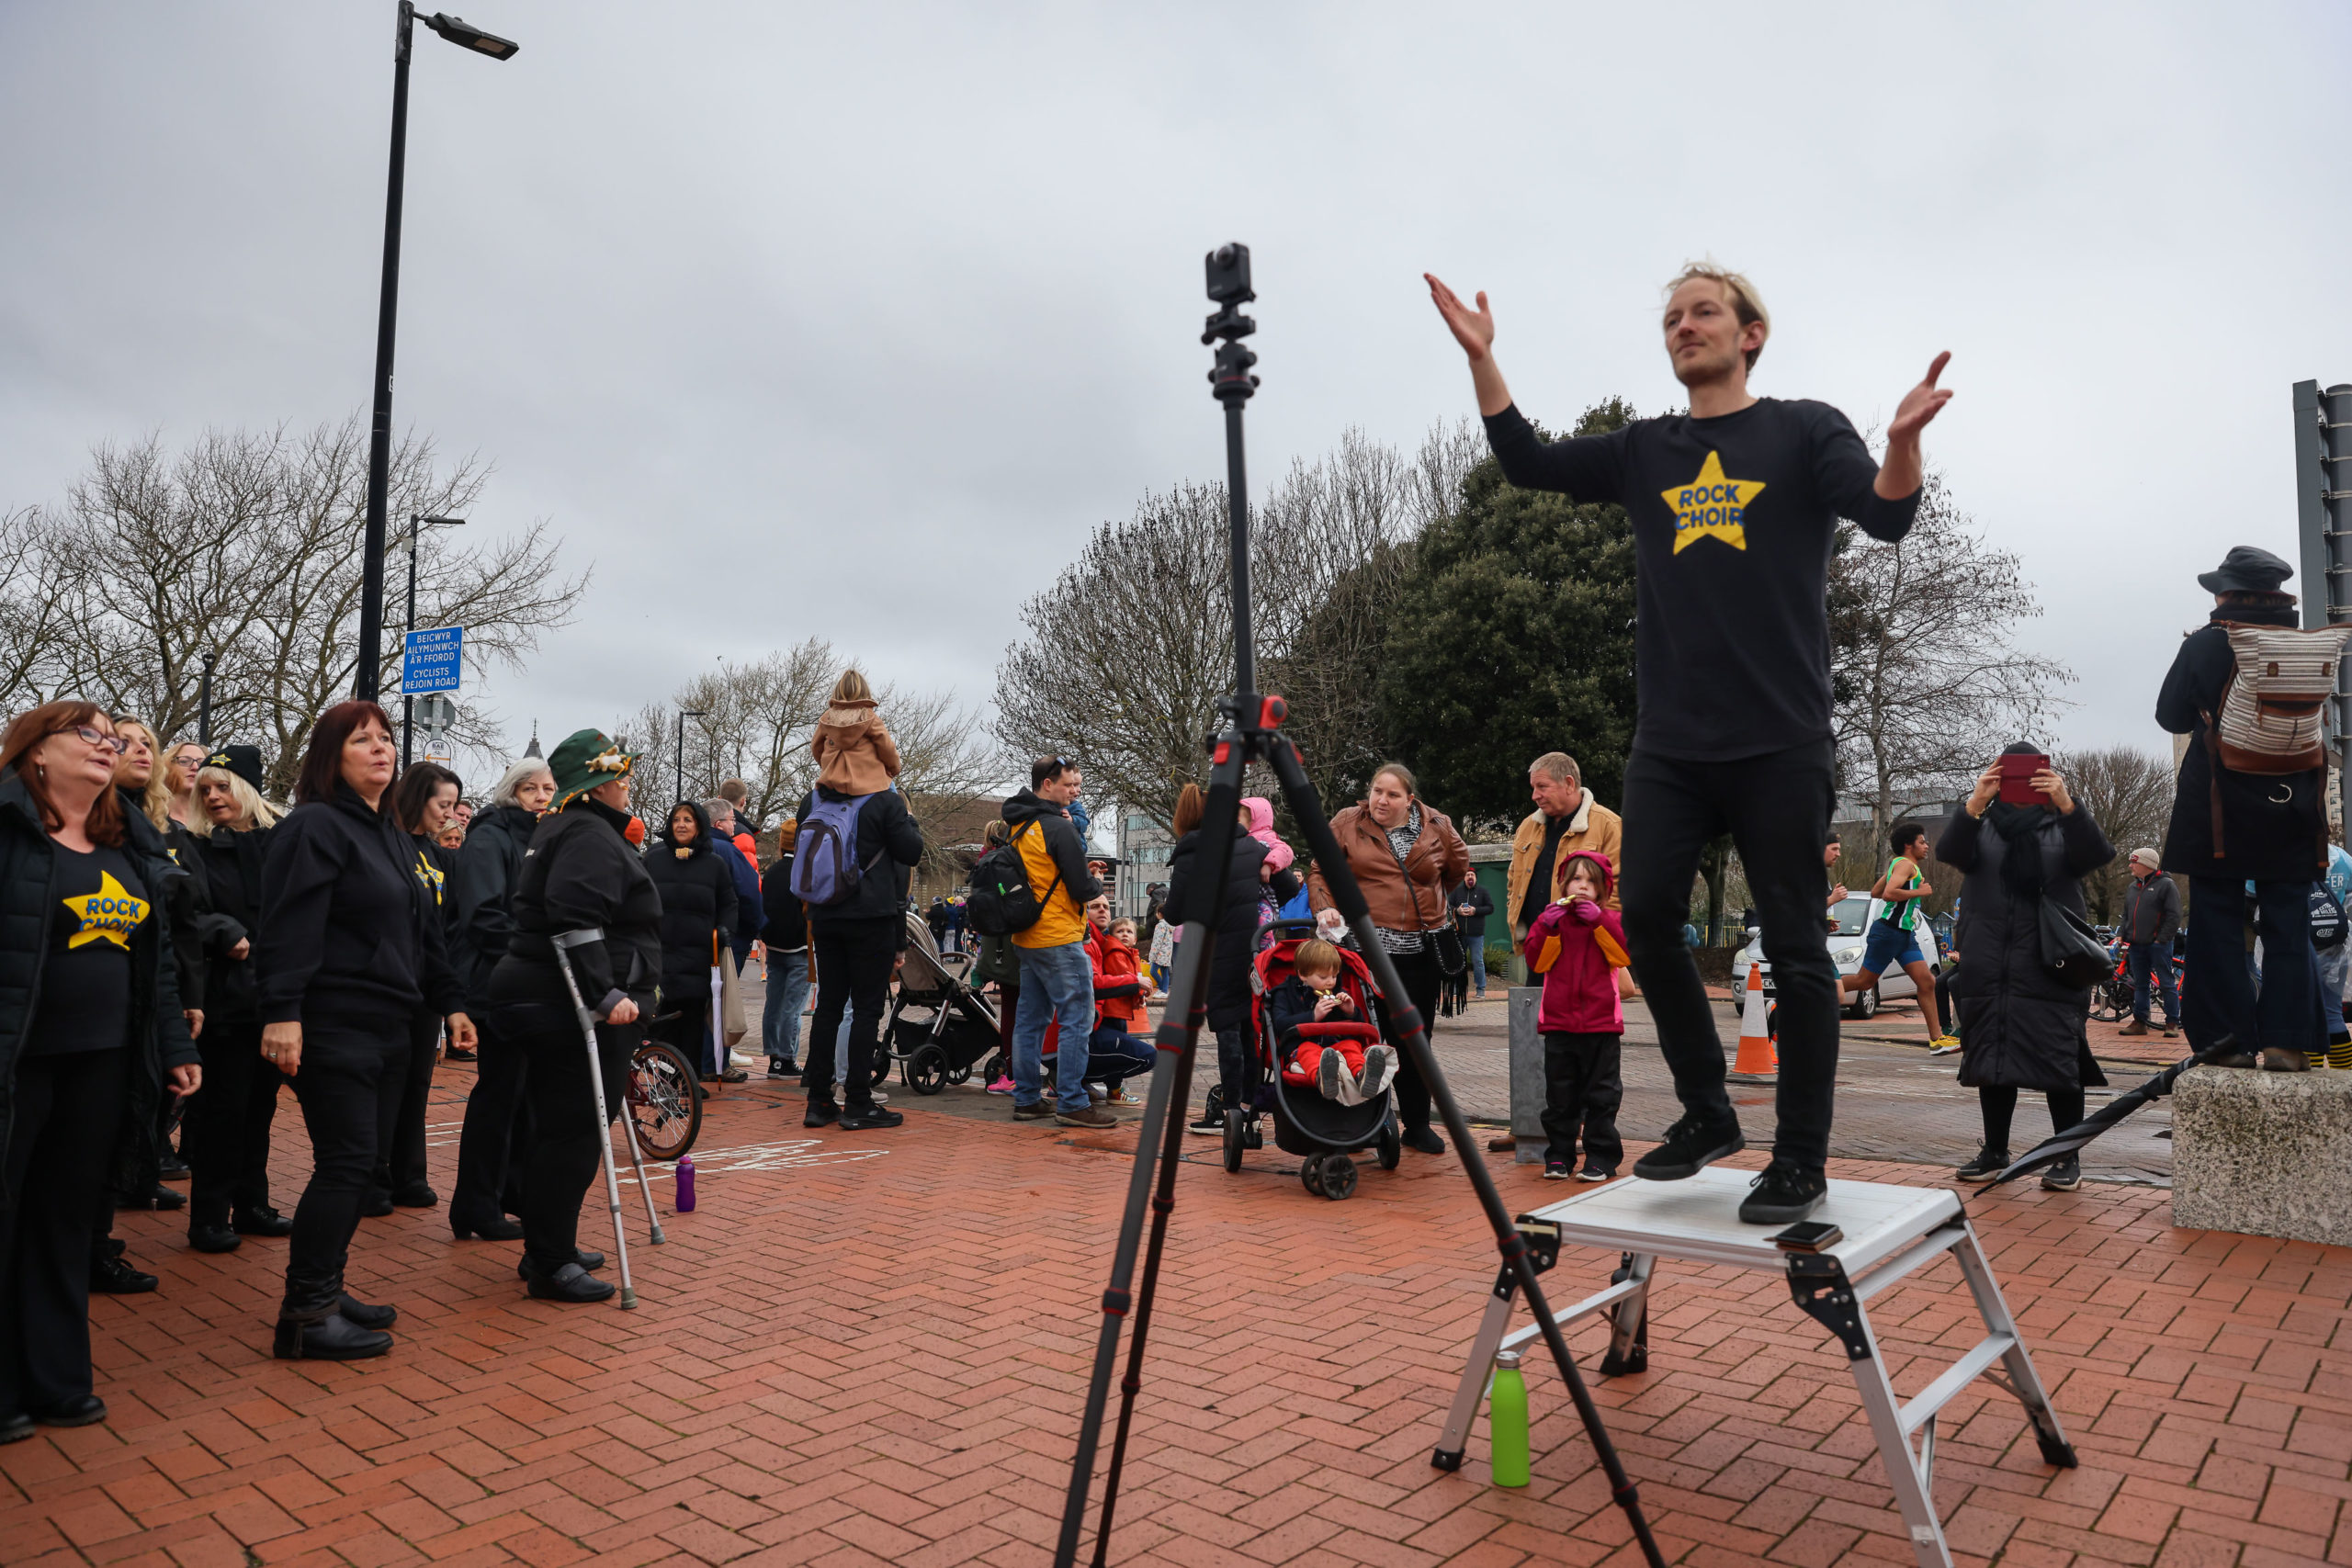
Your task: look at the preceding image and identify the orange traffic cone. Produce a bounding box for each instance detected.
[1731,963,1778,1077]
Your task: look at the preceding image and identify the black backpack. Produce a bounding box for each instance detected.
[966,821,1062,937]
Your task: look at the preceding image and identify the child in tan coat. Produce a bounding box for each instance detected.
[811,670,901,795]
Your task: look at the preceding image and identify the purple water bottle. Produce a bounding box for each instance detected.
[675,1154,695,1213]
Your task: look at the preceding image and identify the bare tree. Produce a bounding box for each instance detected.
[1830,469,2071,854]
[0,506,71,715]
[2053,745,2177,924]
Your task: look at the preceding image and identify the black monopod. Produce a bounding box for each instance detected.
[1050,244,1667,1568]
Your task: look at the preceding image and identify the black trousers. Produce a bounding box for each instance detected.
[803,919,897,1112]
[1374,945,1442,1134]
[1621,740,1840,1169]
[1933,968,1956,1039]
[0,1048,128,1416]
[371,1010,441,1200]
[187,1017,283,1228]
[655,993,711,1075]
[282,1027,402,1320]
[1541,1032,1624,1170]
[1979,1085,2086,1154]
[2187,876,2315,1055]
[452,1009,536,1226]
[503,1001,634,1275]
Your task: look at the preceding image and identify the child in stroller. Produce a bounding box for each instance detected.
[1265,940,1397,1104]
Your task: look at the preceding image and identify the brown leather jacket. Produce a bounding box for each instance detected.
[1307,801,1471,936]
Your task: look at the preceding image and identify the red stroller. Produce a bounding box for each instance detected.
[1226,920,1402,1200]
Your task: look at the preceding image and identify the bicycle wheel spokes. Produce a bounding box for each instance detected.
[628,1043,703,1161]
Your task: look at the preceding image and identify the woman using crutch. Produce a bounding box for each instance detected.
[482,729,662,1303]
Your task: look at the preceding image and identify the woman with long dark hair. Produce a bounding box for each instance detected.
[1307,762,1470,1155]
[254,702,473,1360]
[184,746,291,1252]
[0,702,198,1441]
[486,730,662,1302]
[1939,746,2115,1190]
[373,761,463,1213]
[641,799,738,1083]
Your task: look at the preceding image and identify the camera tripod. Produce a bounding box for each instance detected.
[1051,244,1665,1568]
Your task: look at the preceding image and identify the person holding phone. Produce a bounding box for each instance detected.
[1936,745,2115,1190]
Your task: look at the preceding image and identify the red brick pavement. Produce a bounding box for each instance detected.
[3,1068,2347,1568]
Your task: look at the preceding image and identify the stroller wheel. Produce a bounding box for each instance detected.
[1320,1155,1359,1201]
[1221,1110,1246,1174]
[1300,1154,1327,1196]
[1375,1122,1401,1171]
[910,1044,948,1096]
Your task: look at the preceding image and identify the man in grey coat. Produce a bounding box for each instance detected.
[2117,847,2180,1038]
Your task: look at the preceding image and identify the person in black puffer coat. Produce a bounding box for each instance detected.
[641,799,737,1081]
[183,745,291,1253]
[486,730,662,1303]
[1938,744,2114,1191]
[448,757,555,1241]
[370,761,464,1214]
[1159,784,1302,1137]
[0,702,199,1442]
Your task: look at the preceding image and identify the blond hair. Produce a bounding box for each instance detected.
[1663,262,1770,370]
[195,765,283,829]
[829,669,873,705]
[1294,939,1343,976]
[110,716,175,831]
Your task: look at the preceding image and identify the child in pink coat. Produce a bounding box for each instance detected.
[1525,851,1632,1181]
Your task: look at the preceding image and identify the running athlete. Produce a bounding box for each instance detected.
[1426,261,1951,1224]
[1839,821,1953,1051]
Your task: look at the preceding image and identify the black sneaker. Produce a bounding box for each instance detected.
[1737,1160,1826,1225]
[766,1061,797,1079]
[1188,1085,1227,1135]
[1577,1164,1614,1183]
[1543,1160,1573,1180]
[1954,1146,2010,1183]
[803,1100,840,1129]
[1632,1111,1745,1180]
[2039,1155,2082,1191]
[90,1256,157,1294]
[839,1107,904,1132]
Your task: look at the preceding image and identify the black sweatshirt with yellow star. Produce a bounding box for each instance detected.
[1484,399,1918,762]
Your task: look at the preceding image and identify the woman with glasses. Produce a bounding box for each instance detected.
[0,702,199,1443]
[254,702,474,1360]
[184,746,292,1252]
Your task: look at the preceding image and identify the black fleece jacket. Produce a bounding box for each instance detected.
[488,797,663,1021]
[762,852,808,951]
[190,822,271,1025]
[256,783,462,1030]
[451,802,537,1010]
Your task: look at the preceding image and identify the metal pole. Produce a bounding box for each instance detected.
[1225,401,1253,699]
[356,2,414,702]
[198,654,217,745]
[676,715,685,803]
[2327,384,2352,852]
[401,513,419,769]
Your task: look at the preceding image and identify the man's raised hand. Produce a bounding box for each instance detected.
[1424,274,1495,363]
[1890,351,1953,439]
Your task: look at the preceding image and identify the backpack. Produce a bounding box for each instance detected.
[2210,624,2352,774]
[966,820,1063,937]
[791,791,882,907]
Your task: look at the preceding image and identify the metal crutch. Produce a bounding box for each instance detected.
[550,929,645,1307]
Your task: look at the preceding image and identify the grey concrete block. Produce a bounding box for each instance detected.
[2172,1065,2352,1247]
[1509,987,1545,1164]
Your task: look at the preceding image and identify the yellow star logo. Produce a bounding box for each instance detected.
[64,870,149,950]
[413,850,447,906]
[1661,450,1766,555]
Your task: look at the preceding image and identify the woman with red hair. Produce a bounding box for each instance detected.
[0,701,199,1443]
[254,702,474,1360]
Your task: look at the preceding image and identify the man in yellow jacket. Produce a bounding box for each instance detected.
[1506,754,1623,955]
[1003,757,1114,1129]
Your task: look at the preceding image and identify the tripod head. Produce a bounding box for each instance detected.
[1202,243,1260,408]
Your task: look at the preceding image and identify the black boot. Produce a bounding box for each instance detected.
[515,1249,604,1280]
[232,1207,295,1237]
[450,1206,524,1242]
[390,1181,438,1209]
[336,1293,398,1330]
[187,1222,243,1254]
[273,1314,393,1360]
[522,1260,616,1303]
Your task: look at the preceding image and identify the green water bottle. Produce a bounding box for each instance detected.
[1488,1348,1531,1487]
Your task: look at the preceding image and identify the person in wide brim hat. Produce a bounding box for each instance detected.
[546,729,641,813]
[2196,546,2293,598]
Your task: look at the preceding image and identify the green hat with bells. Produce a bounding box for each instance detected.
[547,728,639,809]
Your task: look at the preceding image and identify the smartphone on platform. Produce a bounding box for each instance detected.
[1997,752,2051,807]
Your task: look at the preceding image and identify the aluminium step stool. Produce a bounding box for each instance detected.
[1432,1167,2075,1568]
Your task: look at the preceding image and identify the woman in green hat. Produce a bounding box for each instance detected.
[481,729,663,1303]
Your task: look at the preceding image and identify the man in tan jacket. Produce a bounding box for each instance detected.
[1506,753,1623,947]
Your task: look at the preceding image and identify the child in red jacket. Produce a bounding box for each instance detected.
[1526,852,1632,1181]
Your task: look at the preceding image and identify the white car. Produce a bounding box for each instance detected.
[1730,896,1938,1021]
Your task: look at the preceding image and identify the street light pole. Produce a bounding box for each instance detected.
[354,3,517,702]
[677,710,708,807]
[400,513,466,768]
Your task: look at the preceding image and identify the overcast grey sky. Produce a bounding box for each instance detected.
[6,3,2348,780]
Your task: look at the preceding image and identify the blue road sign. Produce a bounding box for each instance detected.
[402,626,463,694]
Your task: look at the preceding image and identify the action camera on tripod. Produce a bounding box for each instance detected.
[1203,243,1260,405]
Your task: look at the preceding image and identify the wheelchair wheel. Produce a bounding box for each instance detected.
[628,1042,702,1162]
[1301,1153,1327,1196]
[1222,1109,1246,1173]
[1320,1155,1358,1201]
[910,1043,948,1096]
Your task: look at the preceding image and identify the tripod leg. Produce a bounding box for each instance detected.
[1265,736,1665,1568]
[1053,761,1247,1568]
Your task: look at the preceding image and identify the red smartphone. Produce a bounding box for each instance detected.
[1997,752,2050,806]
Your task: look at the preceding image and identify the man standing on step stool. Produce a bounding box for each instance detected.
[1426,261,1951,1224]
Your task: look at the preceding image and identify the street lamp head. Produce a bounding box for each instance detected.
[423,514,466,527]
[423,13,519,60]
